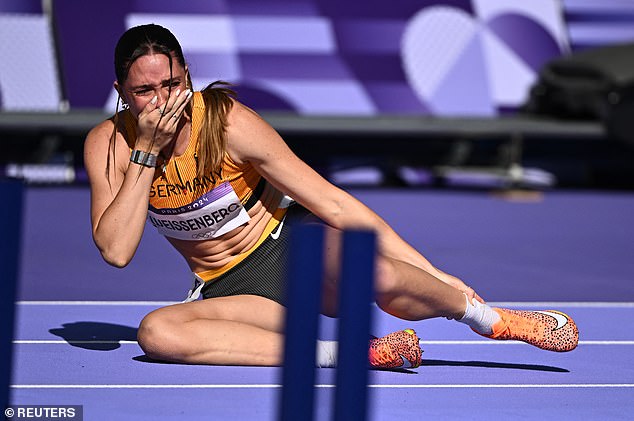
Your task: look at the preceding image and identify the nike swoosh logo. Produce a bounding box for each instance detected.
[535,311,569,330]
[270,214,286,240]
[399,355,412,368]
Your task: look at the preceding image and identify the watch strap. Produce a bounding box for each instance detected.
[130,150,158,168]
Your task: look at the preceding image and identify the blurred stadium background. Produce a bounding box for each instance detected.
[1,0,633,189]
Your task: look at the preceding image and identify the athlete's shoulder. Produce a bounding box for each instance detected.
[89,115,115,134]
[85,117,115,149]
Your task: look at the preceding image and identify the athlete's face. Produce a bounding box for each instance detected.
[115,53,188,118]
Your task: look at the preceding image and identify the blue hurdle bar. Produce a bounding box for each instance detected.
[334,230,376,421]
[0,180,24,411]
[279,224,325,421]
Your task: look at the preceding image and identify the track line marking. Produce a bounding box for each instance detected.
[370,384,634,389]
[488,302,634,308]
[17,301,176,306]
[11,384,634,389]
[421,340,634,345]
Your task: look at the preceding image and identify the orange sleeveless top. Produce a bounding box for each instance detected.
[120,92,261,213]
[119,91,289,280]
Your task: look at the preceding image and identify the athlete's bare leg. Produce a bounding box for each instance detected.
[139,225,467,366]
[320,226,466,320]
[137,295,285,365]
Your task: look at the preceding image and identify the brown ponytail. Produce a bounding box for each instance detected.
[197,81,237,180]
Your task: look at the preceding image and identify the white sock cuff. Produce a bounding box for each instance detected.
[458,294,500,335]
[315,340,338,368]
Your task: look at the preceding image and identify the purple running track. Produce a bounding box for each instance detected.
[10,187,634,419]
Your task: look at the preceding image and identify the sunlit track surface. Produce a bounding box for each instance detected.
[9,301,634,420]
[11,187,634,419]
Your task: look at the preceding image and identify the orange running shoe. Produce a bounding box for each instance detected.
[368,329,423,369]
[477,308,579,352]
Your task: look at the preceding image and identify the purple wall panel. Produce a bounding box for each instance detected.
[49,0,569,115]
[52,0,129,108]
[40,0,634,115]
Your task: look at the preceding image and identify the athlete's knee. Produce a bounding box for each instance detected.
[137,310,166,360]
[137,309,187,361]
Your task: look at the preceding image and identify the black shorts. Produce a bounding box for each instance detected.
[200,204,311,306]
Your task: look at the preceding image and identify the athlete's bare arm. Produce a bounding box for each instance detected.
[84,89,191,267]
[225,100,482,303]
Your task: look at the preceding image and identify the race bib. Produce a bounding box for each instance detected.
[148,182,250,240]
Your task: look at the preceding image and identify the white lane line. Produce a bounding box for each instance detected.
[370,384,634,389]
[17,301,176,306]
[488,302,634,308]
[10,384,634,389]
[12,340,634,345]
[421,340,634,345]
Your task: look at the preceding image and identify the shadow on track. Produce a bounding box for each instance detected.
[421,359,569,372]
[49,321,138,351]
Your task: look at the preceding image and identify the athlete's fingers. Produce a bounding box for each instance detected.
[173,88,192,113]
[463,286,485,305]
[160,89,179,115]
[135,89,192,150]
[136,95,167,139]
[160,87,190,119]
[474,292,485,304]
[177,89,193,112]
[153,89,186,128]
[138,95,159,119]
[167,89,193,126]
